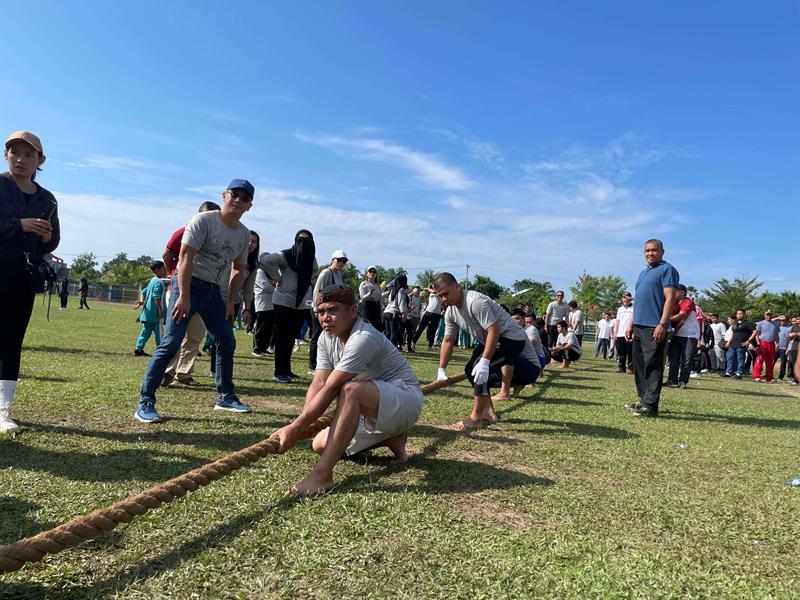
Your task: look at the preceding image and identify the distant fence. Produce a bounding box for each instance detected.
[61,281,143,304]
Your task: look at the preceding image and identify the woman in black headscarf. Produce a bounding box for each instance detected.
[260,230,318,383]
[388,274,409,350]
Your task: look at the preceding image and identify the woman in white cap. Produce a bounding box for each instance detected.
[308,249,347,371]
[359,265,383,331]
[1,131,60,434]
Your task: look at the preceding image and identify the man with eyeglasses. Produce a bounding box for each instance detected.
[545,291,570,345]
[309,250,348,372]
[134,179,254,423]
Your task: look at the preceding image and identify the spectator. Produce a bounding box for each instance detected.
[78,277,90,309]
[135,179,254,423]
[260,229,319,384]
[133,260,167,357]
[309,250,347,372]
[545,291,569,346]
[161,201,221,387]
[523,313,550,370]
[788,315,800,385]
[252,266,276,357]
[413,289,443,350]
[749,310,779,382]
[613,292,634,374]
[625,239,679,418]
[1,130,60,434]
[59,277,69,309]
[777,315,791,381]
[387,274,409,351]
[358,266,383,331]
[708,313,727,372]
[550,320,582,368]
[567,301,585,346]
[594,312,612,359]
[406,286,422,352]
[724,309,755,379]
[535,317,549,348]
[667,284,699,389]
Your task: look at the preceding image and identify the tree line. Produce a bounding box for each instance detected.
[67,252,798,318]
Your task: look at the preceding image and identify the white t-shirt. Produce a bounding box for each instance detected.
[676,304,700,339]
[596,319,612,339]
[568,309,584,335]
[710,322,727,344]
[557,331,582,355]
[317,318,420,387]
[444,290,527,345]
[424,293,443,315]
[524,324,547,359]
[615,305,634,338]
[546,301,570,326]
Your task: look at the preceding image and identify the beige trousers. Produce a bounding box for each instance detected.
[165,313,206,380]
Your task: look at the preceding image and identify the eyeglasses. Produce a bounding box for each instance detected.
[226,190,253,203]
[367,269,376,273]
[336,258,348,264]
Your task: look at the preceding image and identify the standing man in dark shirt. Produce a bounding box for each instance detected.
[624,239,679,418]
[724,309,754,379]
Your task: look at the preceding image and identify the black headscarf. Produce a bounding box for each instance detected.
[281,229,315,308]
[389,274,408,302]
[247,231,260,274]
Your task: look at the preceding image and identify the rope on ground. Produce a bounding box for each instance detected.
[0,373,468,574]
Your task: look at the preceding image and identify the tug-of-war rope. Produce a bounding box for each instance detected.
[0,374,467,574]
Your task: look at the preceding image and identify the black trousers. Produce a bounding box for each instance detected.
[667,336,696,385]
[362,301,383,331]
[273,304,305,376]
[547,325,559,348]
[382,313,395,340]
[59,294,68,309]
[464,337,538,396]
[253,309,275,353]
[777,349,789,380]
[615,337,633,371]
[413,312,442,348]
[632,326,667,411]
[390,315,404,349]
[0,269,35,381]
[787,349,797,381]
[552,348,581,363]
[79,295,89,309]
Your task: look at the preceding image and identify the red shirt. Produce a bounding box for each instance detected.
[671,298,697,333]
[165,227,185,276]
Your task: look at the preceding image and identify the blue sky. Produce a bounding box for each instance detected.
[2,1,797,294]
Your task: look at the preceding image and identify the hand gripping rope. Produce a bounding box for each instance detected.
[0,374,467,574]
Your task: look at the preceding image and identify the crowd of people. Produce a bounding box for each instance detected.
[2,129,799,494]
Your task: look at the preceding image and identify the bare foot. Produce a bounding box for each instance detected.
[491,392,512,401]
[287,470,334,497]
[384,432,409,464]
[512,385,525,396]
[482,406,498,424]
[452,417,484,431]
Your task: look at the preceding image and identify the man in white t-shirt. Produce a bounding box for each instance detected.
[433,272,540,430]
[550,321,582,368]
[567,301,585,346]
[708,313,727,372]
[274,284,423,497]
[613,292,634,374]
[594,312,612,359]
[545,291,570,345]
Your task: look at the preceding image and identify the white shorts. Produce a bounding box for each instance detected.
[346,379,424,456]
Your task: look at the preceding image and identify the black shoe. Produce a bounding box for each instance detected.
[667,382,679,388]
[678,382,688,389]
[618,369,626,374]
[632,406,658,418]
[624,402,643,411]
[288,371,301,380]
[735,374,742,380]
[133,349,150,357]
[722,373,731,377]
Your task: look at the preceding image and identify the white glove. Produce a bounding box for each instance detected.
[471,357,491,386]
[437,368,448,381]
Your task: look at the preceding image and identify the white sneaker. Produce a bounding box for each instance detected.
[700,369,709,373]
[0,412,19,434]
[689,372,700,379]
[293,342,300,353]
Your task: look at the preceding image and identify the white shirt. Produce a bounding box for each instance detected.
[710,322,727,344]
[568,309,584,335]
[615,305,634,338]
[596,319,612,339]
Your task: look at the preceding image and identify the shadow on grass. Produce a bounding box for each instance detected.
[515,420,639,440]
[0,497,59,545]
[661,411,800,430]
[26,345,132,357]
[19,374,71,383]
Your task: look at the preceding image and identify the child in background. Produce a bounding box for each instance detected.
[133,261,167,356]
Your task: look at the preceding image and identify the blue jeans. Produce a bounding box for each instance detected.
[725,346,746,376]
[139,276,238,406]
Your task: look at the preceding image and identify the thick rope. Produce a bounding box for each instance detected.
[0,374,467,574]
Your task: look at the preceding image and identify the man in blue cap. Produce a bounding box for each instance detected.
[135,179,255,423]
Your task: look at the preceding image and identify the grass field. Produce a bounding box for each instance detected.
[1,300,799,599]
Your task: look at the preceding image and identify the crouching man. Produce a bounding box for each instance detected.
[274,284,423,497]
[433,272,540,430]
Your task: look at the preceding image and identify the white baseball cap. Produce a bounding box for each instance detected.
[331,249,348,260]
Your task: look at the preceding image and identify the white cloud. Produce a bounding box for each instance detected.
[296,132,473,191]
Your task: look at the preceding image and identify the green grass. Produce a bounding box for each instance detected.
[1,301,799,599]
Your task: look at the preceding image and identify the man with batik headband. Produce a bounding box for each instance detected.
[432,272,540,430]
[274,284,423,497]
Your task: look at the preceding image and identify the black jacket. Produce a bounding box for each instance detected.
[0,171,60,264]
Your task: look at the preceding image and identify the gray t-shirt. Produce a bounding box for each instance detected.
[424,293,443,315]
[409,296,421,318]
[444,290,527,345]
[254,268,276,312]
[317,318,420,387]
[359,280,381,303]
[546,301,570,326]
[182,211,249,288]
[311,266,344,312]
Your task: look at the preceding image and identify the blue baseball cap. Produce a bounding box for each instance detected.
[226,179,255,199]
